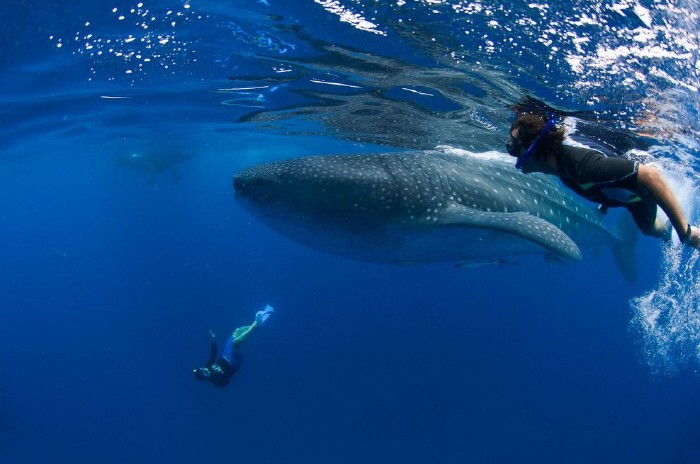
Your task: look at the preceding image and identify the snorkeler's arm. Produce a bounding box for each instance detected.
[206,331,217,366]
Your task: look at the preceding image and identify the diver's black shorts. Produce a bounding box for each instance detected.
[563,146,659,233]
[624,190,658,233]
[599,159,657,232]
[580,155,639,188]
[593,158,657,232]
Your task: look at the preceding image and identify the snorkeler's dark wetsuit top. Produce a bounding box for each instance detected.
[555,145,658,231]
[555,145,641,207]
[205,340,242,388]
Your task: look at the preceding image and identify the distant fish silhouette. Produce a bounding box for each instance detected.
[117,149,192,187]
[453,258,520,269]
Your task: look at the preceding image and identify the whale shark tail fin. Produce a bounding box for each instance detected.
[610,213,639,283]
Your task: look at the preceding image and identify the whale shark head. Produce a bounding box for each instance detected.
[233,155,400,221]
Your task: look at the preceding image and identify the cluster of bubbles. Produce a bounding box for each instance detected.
[49,1,206,81]
[631,243,700,375]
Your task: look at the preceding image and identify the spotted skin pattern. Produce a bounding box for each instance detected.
[233,151,618,264]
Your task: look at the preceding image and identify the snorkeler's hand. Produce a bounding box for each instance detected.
[686,225,700,249]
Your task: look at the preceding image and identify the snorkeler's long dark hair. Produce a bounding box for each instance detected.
[511,113,566,161]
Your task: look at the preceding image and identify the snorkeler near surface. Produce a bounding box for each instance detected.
[507,112,700,249]
[193,305,275,388]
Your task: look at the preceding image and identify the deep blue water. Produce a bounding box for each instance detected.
[2,1,700,463]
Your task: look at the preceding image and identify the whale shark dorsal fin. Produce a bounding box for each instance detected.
[438,205,582,261]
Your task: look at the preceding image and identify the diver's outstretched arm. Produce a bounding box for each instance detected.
[206,330,218,366]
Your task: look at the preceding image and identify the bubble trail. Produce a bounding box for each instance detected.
[631,243,700,375]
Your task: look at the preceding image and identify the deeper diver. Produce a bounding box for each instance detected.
[507,112,700,248]
[193,305,274,388]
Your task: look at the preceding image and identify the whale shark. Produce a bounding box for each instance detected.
[233,149,632,274]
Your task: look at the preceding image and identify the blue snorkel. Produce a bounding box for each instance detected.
[513,117,557,170]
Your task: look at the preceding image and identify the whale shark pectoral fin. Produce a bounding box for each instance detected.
[438,206,582,261]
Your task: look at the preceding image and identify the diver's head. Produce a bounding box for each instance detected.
[193,367,210,380]
[508,113,565,170]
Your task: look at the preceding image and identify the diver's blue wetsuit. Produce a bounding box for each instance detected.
[194,305,273,388]
[203,335,243,388]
